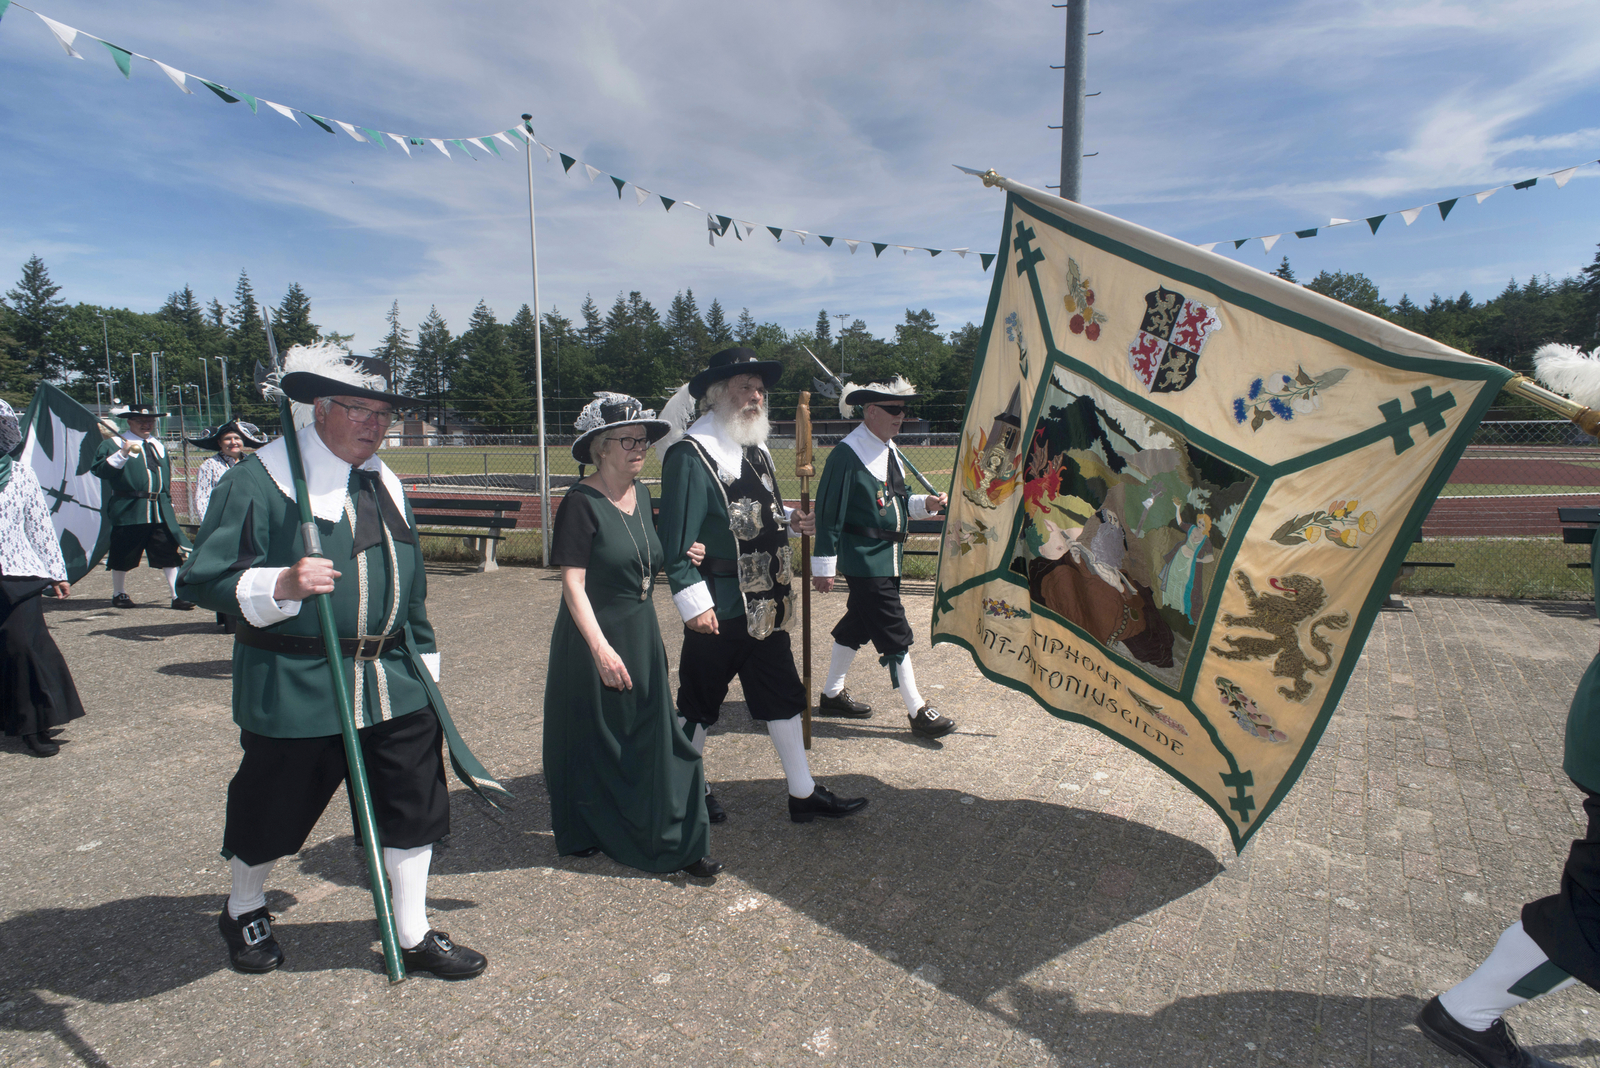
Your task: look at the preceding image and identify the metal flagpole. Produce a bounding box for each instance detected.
[1057,0,1088,202]
[523,113,551,567]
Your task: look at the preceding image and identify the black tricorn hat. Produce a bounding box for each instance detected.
[842,376,923,409]
[111,402,169,419]
[687,346,783,400]
[571,393,672,466]
[273,343,415,407]
[187,419,269,452]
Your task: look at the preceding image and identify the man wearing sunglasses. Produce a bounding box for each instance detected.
[811,378,955,740]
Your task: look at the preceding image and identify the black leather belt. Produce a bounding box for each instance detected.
[236,622,406,661]
[698,557,738,577]
[114,491,161,500]
[844,523,907,544]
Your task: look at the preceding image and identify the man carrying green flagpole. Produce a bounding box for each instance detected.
[177,330,509,982]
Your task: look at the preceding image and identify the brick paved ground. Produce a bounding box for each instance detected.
[1,565,1597,1067]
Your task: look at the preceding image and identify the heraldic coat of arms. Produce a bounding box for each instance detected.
[1127,286,1222,393]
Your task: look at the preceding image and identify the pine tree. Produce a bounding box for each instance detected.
[159,285,204,337]
[275,283,319,346]
[1272,257,1297,283]
[5,254,67,380]
[374,300,414,385]
[579,294,603,350]
[1306,270,1388,318]
[0,299,37,404]
[815,309,832,347]
[407,307,455,426]
[207,299,227,329]
[454,300,531,433]
[705,299,732,347]
[735,307,757,344]
[666,289,707,379]
[227,271,269,420]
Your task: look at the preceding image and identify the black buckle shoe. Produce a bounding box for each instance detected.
[1415,995,1561,1068]
[817,689,873,717]
[111,593,135,609]
[681,856,724,878]
[788,784,869,823]
[910,705,956,738]
[704,792,726,823]
[23,733,59,757]
[219,906,285,974]
[171,598,196,611]
[402,930,486,980]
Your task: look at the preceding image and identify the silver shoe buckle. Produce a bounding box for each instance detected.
[241,916,272,946]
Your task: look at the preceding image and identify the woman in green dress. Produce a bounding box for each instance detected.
[543,394,721,877]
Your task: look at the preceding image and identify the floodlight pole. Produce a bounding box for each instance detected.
[523,112,550,567]
[1057,0,1088,201]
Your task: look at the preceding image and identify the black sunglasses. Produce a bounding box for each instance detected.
[871,404,909,417]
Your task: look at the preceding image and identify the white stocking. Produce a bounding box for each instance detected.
[765,715,815,799]
[112,570,127,597]
[823,643,857,698]
[227,856,275,918]
[1439,920,1577,1031]
[161,566,179,597]
[892,654,927,716]
[384,844,434,950]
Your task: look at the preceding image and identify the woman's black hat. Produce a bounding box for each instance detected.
[187,419,269,452]
[571,393,672,466]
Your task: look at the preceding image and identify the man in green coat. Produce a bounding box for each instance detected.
[811,378,955,739]
[177,345,504,981]
[1415,524,1600,1067]
[90,402,194,610]
[657,347,868,825]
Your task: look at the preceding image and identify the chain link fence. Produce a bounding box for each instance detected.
[163,418,1600,597]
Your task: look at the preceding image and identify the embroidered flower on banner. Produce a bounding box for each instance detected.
[1062,258,1108,341]
[1270,498,1379,549]
[1232,365,1349,431]
[983,597,1029,619]
[1215,676,1287,743]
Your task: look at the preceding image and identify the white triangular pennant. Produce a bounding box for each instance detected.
[951,248,969,258]
[491,131,518,151]
[1261,234,1281,252]
[583,164,601,183]
[429,139,450,157]
[1400,207,1423,225]
[1196,242,1218,253]
[680,201,702,211]
[1474,188,1498,203]
[1553,167,1579,188]
[334,121,368,143]
[37,14,84,58]
[536,142,553,161]
[634,186,649,205]
[153,61,194,94]
[739,221,756,238]
[791,230,809,244]
[1328,218,1352,227]
[262,100,298,124]
[386,133,411,156]
[845,240,860,254]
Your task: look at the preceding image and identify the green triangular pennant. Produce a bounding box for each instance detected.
[201,81,242,104]
[768,226,784,242]
[100,41,132,78]
[715,215,733,236]
[872,242,888,257]
[1366,214,1385,234]
[480,137,501,156]
[239,92,259,114]
[1295,228,1318,238]
[361,127,384,146]
[506,126,527,143]
[660,196,675,212]
[928,248,941,257]
[305,114,336,133]
[819,236,834,247]
[449,139,475,158]
[1233,239,1248,249]
[979,252,995,271]
[560,153,577,173]
[1513,178,1537,190]
[611,176,627,198]
[1438,198,1457,221]
[0,1,12,22]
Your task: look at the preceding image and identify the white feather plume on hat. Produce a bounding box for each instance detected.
[262,342,386,400]
[838,374,918,420]
[1533,343,1600,411]
[653,381,697,460]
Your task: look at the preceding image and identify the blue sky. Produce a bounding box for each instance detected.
[1,0,1596,352]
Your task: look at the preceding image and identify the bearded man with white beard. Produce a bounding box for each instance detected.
[657,348,870,824]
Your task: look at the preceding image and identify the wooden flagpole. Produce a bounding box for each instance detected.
[796,391,814,749]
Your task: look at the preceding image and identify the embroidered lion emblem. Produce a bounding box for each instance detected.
[1209,571,1349,701]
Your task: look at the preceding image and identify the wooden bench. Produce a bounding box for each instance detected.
[904,517,944,557]
[407,496,523,572]
[1559,506,1600,569]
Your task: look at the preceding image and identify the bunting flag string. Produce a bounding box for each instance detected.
[2,1,990,270]
[1194,157,1599,255]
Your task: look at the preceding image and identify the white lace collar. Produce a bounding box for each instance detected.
[256,423,406,523]
[842,422,898,482]
[121,431,165,458]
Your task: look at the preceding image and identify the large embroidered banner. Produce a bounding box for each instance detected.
[931,180,1513,850]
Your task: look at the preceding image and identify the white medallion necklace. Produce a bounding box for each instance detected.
[602,481,651,601]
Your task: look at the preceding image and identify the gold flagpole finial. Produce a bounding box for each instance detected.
[981,168,1005,188]
[1502,374,1600,438]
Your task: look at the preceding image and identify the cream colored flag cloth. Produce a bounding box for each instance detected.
[933,178,1512,851]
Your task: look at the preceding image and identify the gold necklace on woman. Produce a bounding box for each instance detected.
[602,483,651,601]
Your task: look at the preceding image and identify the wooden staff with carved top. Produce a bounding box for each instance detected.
[796,391,814,749]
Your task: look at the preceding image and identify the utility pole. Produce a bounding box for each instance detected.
[833,313,849,377]
[130,352,142,405]
[1054,0,1089,201]
[214,355,233,421]
[96,313,117,403]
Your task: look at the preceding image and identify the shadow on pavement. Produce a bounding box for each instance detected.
[84,622,219,643]
[155,659,233,679]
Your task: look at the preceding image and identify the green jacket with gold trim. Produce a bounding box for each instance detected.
[90,435,192,548]
[810,423,932,580]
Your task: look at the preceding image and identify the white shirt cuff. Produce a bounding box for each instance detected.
[909,495,933,521]
[105,451,131,469]
[420,651,441,682]
[234,567,302,628]
[811,556,837,578]
[673,581,715,621]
